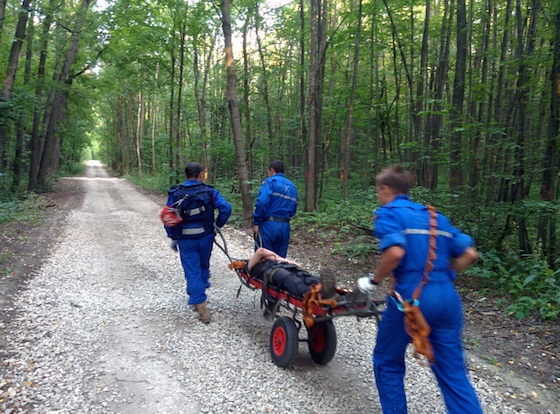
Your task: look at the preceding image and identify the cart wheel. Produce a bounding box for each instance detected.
[307,320,337,365]
[270,316,299,368]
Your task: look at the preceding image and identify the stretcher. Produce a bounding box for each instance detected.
[211,225,385,367]
[226,260,385,367]
[215,230,384,367]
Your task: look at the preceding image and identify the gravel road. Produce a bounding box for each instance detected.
[0,161,553,413]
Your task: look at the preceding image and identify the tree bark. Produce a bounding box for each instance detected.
[28,1,54,191]
[37,0,92,189]
[254,3,274,159]
[0,0,32,171]
[450,0,467,190]
[305,0,320,212]
[151,63,159,176]
[221,0,253,228]
[538,9,560,265]
[510,0,540,255]
[12,6,34,192]
[241,14,253,178]
[0,0,7,44]
[342,0,363,201]
[136,90,144,175]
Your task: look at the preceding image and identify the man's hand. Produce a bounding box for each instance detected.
[213,224,222,236]
[170,240,178,252]
[252,225,260,234]
[357,275,377,294]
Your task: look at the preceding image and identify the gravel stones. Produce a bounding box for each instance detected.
[0,173,547,413]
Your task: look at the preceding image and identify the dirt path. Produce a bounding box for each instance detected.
[0,161,558,413]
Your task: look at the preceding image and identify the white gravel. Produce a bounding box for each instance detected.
[0,162,554,413]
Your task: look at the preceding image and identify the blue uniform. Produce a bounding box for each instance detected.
[253,173,298,257]
[165,180,232,305]
[373,194,482,414]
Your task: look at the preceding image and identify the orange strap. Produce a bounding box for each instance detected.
[388,205,438,297]
[302,284,338,328]
[228,261,247,270]
[411,205,438,301]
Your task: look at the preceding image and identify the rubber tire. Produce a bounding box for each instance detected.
[307,320,337,365]
[270,316,299,368]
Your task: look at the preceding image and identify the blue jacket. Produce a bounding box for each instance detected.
[165,180,232,240]
[253,173,298,226]
[374,194,473,297]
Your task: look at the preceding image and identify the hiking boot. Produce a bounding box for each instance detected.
[319,268,337,299]
[194,301,211,324]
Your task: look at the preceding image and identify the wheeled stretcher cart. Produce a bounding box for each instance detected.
[227,260,385,368]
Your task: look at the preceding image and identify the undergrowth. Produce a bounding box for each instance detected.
[103,170,560,321]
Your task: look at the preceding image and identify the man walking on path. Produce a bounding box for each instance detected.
[253,160,298,258]
[358,165,482,414]
[164,162,232,323]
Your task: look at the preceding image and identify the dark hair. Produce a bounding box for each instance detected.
[185,162,203,179]
[375,165,412,194]
[269,160,284,174]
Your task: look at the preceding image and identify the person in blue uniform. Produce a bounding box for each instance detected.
[253,160,298,258]
[358,165,482,414]
[164,162,232,324]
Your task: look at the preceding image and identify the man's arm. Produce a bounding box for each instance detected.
[372,246,405,284]
[450,247,478,272]
[253,181,272,227]
[248,247,301,270]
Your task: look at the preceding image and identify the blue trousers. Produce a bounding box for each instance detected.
[373,281,482,414]
[178,233,214,305]
[255,221,290,257]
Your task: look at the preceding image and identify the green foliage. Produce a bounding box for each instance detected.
[0,193,48,225]
[469,250,560,320]
[126,173,172,195]
[291,183,379,260]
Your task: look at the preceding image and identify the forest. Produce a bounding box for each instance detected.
[0,0,558,320]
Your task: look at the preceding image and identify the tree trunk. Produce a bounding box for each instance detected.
[469,0,492,194]
[415,0,430,186]
[193,34,215,173]
[305,0,320,212]
[221,0,253,228]
[538,9,560,266]
[299,0,308,180]
[28,2,54,191]
[0,0,32,171]
[449,0,467,190]
[136,90,144,175]
[254,4,274,159]
[241,14,253,178]
[12,6,34,192]
[168,47,176,185]
[510,0,540,255]
[0,0,7,44]
[176,16,186,177]
[37,0,92,189]
[342,0,363,201]
[485,0,513,206]
[151,63,159,175]
[424,0,452,190]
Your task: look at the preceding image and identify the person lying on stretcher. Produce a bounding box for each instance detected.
[246,247,338,299]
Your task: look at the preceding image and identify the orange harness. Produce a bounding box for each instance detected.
[390,205,438,365]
